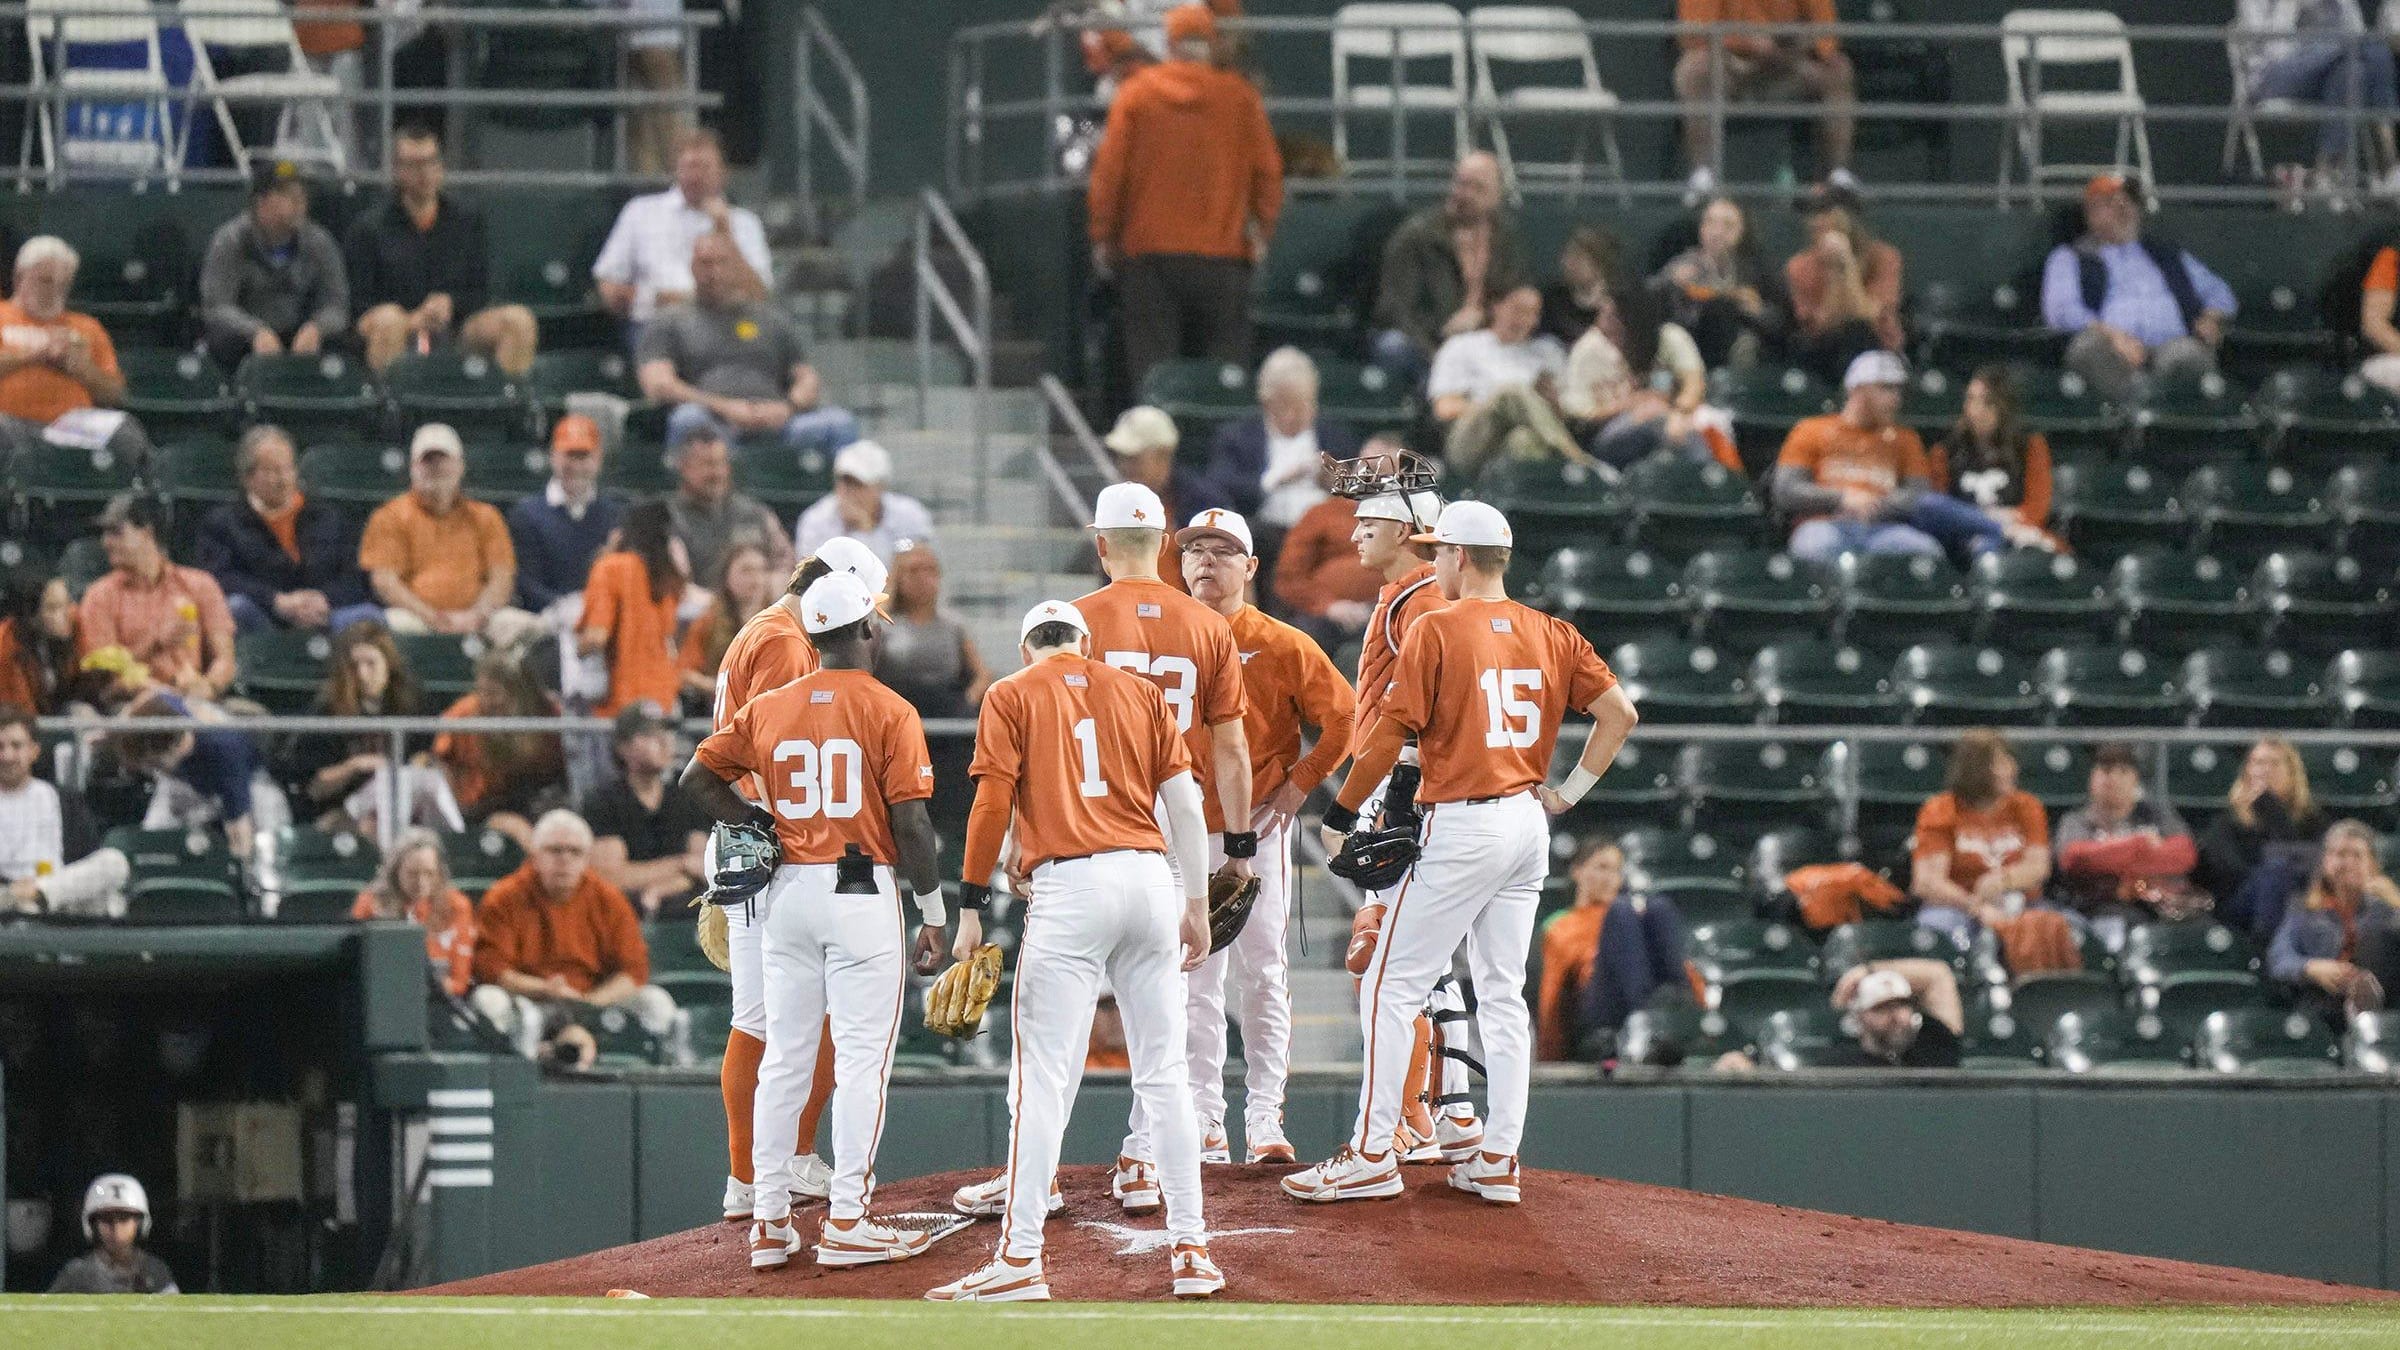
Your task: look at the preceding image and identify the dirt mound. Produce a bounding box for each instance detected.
[427,1164,2387,1306]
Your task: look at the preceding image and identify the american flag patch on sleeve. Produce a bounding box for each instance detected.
[918,765,934,779]
[1490,617,1514,633]
[1137,603,1161,618]
[810,690,836,703]
[1064,674,1089,687]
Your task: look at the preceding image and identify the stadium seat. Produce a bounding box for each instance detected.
[1609,639,1755,723]
[1819,919,1958,975]
[2254,551,2394,658]
[1982,971,2121,1064]
[1472,456,1627,555]
[2128,367,2260,469]
[460,443,554,507]
[236,352,385,444]
[1895,366,1967,438]
[487,187,624,351]
[2049,459,2187,562]
[1747,826,1841,895]
[2109,550,2257,656]
[734,440,836,517]
[2295,744,2399,826]
[1622,456,1766,560]
[1532,547,1685,647]
[2182,648,2334,728]
[1649,882,1757,929]
[526,348,641,415]
[2179,464,2336,569]
[2256,366,2400,472]
[1710,364,1837,473]
[2135,970,2270,1041]
[2223,285,2335,385]
[2118,919,2258,989]
[2160,740,2249,834]
[1617,826,1749,894]
[602,439,679,498]
[2330,649,2400,728]
[2008,362,2123,457]
[446,827,526,899]
[1752,640,1902,725]
[1833,552,1974,652]
[384,350,533,444]
[1710,969,1823,1039]
[1616,1001,1741,1068]
[1845,737,1950,863]
[272,826,380,919]
[1892,644,2043,725]
[1916,277,2062,371]
[1683,549,1834,647]
[2328,462,2400,573]
[235,628,336,713]
[2345,1010,2400,1075]
[118,348,242,442]
[1968,550,2114,655]
[1250,206,1365,348]
[1681,739,1840,837]
[2046,1007,2187,1074]
[2192,1006,2344,1075]
[1753,1005,1853,1069]
[1139,359,1254,455]
[1314,356,1419,427]
[6,439,143,545]
[1688,919,1818,983]
[105,826,246,923]
[393,633,480,697]
[2036,645,2183,727]
[1560,736,1684,831]
[2008,737,2093,809]
[298,444,410,508]
[152,439,245,550]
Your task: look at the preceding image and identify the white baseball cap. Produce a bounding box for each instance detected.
[1844,349,1909,391]
[832,439,892,485]
[1103,405,1178,457]
[799,571,877,634]
[1174,507,1253,555]
[1413,499,1513,547]
[1851,968,1913,1011]
[1091,481,1169,531]
[1357,488,1443,530]
[1020,599,1091,643]
[409,422,464,463]
[813,534,889,598]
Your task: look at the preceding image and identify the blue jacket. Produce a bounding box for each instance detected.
[506,489,624,612]
[192,497,369,614]
[1204,414,1360,519]
[2268,897,2400,987]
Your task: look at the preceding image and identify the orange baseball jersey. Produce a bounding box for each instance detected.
[1354,561,1446,735]
[1073,576,1246,830]
[1776,413,1932,501]
[1380,597,1618,805]
[711,602,819,802]
[1227,603,1356,805]
[694,667,934,866]
[969,653,1194,871]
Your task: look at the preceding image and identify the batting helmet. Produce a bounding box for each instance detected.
[82,1173,151,1240]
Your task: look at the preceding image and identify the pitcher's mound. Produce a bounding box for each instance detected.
[426,1164,2386,1306]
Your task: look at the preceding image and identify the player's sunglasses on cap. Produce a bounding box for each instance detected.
[1020,599,1090,642]
[800,571,878,634]
[1174,507,1253,556]
[1413,500,1513,547]
[1090,481,1168,531]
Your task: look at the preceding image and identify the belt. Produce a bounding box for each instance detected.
[1034,848,1162,871]
[1440,789,1532,807]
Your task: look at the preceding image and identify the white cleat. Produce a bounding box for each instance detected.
[1170,1242,1225,1299]
[1447,1151,1522,1205]
[925,1252,1051,1302]
[951,1171,1066,1219]
[1198,1118,1232,1165]
[1111,1155,1162,1214]
[1280,1145,1405,1203]
[722,1176,753,1221]
[1245,1114,1297,1164]
[1436,1112,1486,1165]
[749,1216,802,1269]
[1394,1121,1443,1165]
[814,1214,932,1267]
[787,1154,832,1202]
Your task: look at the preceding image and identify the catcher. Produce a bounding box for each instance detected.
[680,571,954,1271]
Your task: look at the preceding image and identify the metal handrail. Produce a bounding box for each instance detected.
[1038,372,1121,492]
[796,6,871,237]
[914,187,993,523]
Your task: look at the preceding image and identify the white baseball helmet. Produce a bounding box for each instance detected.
[82,1173,150,1240]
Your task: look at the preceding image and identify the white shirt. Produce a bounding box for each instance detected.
[1427,329,1566,406]
[1560,323,1705,421]
[0,777,64,882]
[794,491,939,567]
[545,476,599,522]
[590,189,774,324]
[1259,423,1326,529]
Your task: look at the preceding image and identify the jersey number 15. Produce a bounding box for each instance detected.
[772,738,865,819]
[1479,668,1543,749]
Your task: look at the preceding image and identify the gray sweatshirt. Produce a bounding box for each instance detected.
[200,213,349,348]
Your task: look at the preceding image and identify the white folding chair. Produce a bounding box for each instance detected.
[21,0,177,181]
[1999,9,2153,203]
[1468,5,1624,203]
[1332,3,1469,176]
[178,0,349,178]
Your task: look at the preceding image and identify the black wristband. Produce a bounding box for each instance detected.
[956,882,992,913]
[1321,803,1359,834]
[1222,830,1258,860]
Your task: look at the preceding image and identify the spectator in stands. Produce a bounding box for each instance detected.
[1204,348,1357,540]
[2269,818,2400,1022]
[47,1174,177,1294]
[0,573,78,714]
[793,440,935,566]
[505,414,622,620]
[1928,366,2057,552]
[1674,0,1857,203]
[1774,351,1942,562]
[577,500,688,719]
[0,236,122,430]
[347,125,539,377]
[2350,225,2400,396]
[665,422,794,589]
[2235,1,2399,201]
[276,620,424,832]
[1654,196,1783,370]
[2053,742,2200,948]
[2200,736,2329,933]
[80,495,237,703]
[1087,3,1282,393]
[1909,728,2053,947]
[678,540,774,709]
[352,827,476,998]
[359,424,539,648]
[1271,461,1382,652]
[107,690,261,860]
[1784,187,1901,389]
[1535,838,1692,1061]
[637,232,856,459]
[1562,285,1712,469]
[194,425,378,637]
[467,809,682,1062]
[1429,283,1578,478]
[2041,176,2237,406]
[585,704,709,918]
[1104,404,1228,542]
[1371,153,1528,387]
[200,162,349,374]
[1540,227,1620,345]
[1827,961,1963,1068]
[0,704,127,918]
[873,543,991,720]
[619,0,690,177]
[433,650,567,849]
[593,128,771,344]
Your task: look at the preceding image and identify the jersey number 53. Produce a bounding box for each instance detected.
[1103,650,1199,733]
[772,738,865,819]
[1479,668,1543,749]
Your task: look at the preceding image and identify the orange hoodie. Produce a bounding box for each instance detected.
[1088,58,1282,262]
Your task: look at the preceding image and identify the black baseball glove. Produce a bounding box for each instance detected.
[697,821,779,908]
[1328,824,1421,892]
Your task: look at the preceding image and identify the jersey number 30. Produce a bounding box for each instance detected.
[1103,651,1198,733]
[1479,668,1543,749]
[772,738,864,819]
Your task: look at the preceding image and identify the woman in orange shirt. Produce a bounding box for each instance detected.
[1911,728,2054,948]
[432,650,565,848]
[579,499,688,718]
[351,827,477,997]
[1536,839,1700,1061]
[677,540,775,711]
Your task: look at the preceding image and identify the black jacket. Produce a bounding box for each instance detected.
[343,192,492,317]
[192,497,370,614]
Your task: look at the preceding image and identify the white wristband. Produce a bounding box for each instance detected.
[913,888,948,928]
[1555,765,1601,807]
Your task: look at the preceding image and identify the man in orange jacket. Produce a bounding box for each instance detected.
[1088,3,1281,394]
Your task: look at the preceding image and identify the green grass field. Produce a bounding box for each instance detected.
[4,1296,2397,1349]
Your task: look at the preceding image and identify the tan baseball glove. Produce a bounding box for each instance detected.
[1208,867,1261,954]
[695,900,731,973]
[925,943,1004,1038]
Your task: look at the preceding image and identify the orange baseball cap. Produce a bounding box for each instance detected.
[2084,174,2131,201]
[550,413,602,455]
[1165,3,1217,43]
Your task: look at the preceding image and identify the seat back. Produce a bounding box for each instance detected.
[2001,10,2138,105]
[1469,6,1601,94]
[26,0,171,172]
[178,0,306,51]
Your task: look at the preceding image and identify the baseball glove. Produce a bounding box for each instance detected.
[1328,824,1420,892]
[925,943,1004,1039]
[1207,868,1261,954]
[697,821,779,909]
[694,901,731,973]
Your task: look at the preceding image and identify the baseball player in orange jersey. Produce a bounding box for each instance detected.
[1287,501,1639,1205]
[1176,507,1355,1163]
[682,571,955,1270]
[711,537,886,1222]
[1073,481,1255,1188]
[925,600,1224,1303]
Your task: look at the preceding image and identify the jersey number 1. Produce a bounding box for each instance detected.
[772,738,864,819]
[1479,668,1543,749]
[1071,718,1108,798]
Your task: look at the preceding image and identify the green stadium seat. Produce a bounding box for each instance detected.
[1968,550,2114,655]
[2182,648,2333,728]
[1616,1001,1741,1067]
[2224,286,2336,383]
[152,439,246,549]
[1314,357,1418,428]
[1688,919,1818,983]
[2009,363,2123,457]
[1710,364,1836,472]
[1139,359,1253,455]
[2135,969,2269,1041]
[1471,456,1627,554]
[272,826,380,914]
[461,443,553,506]
[1682,739,1839,837]
[2118,919,2257,990]
[2344,1010,2400,1074]
[1820,919,1961,976]
[2255,551,2393,658]
[2110,550,2257,656]
[118,348,241,442]
[1531,547,1685,647]
[2192,1006,2344,1075]
[298,443,410,508]
[1895,366,1967,437]
[603,439,679,497]
[527,348,643,424]
[2036,645,2183,728]
[1985,970,2121,1064]
[7,439,143,544]
[2008,737,2094,809]
[1846,737,1949,863]
[2296,744,2399,826]
[2049,460,2187,562]
[1623,455,1766,560]
[384,350,533,443]
[2256,366,2400,472]
[2160,740,2249,834]
[733,441,833,517]
[1711,969,1823,1040]
[1649,882,1758,929]
[2328,462,2400,573]
[1683,549,1834,647]
[2128,366,2260,470]
[2179,464,2336,569]
[1617,827,1751,893]
[236,628,336,713]
[1609,639,1755,724]
[1747,826,1840,895]
[1834,552,1973,652]
[236,352,385,444]
[484,186,625,349]
[2331,649,2400,728]
[2046,1007,2187,1074]
[686,1004,735,1063]
[1752,640,1902,725]
[1753,1004,1854,1070]
[1559,736,1684,831]
[1892,644,2043,725]
[106,826,246,923]
[1249,198,1391,349]
[447,827,526,898]
[393,633,480,697]
[1917,277,2063,370]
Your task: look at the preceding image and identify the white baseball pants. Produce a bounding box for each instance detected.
[1121,832,1224,1162]
[1351,793,1545,1159]
[751,863,906,1224]
[1185,819,1293,1132]
[726,882,773,1041]
[999,850,1206,1260]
